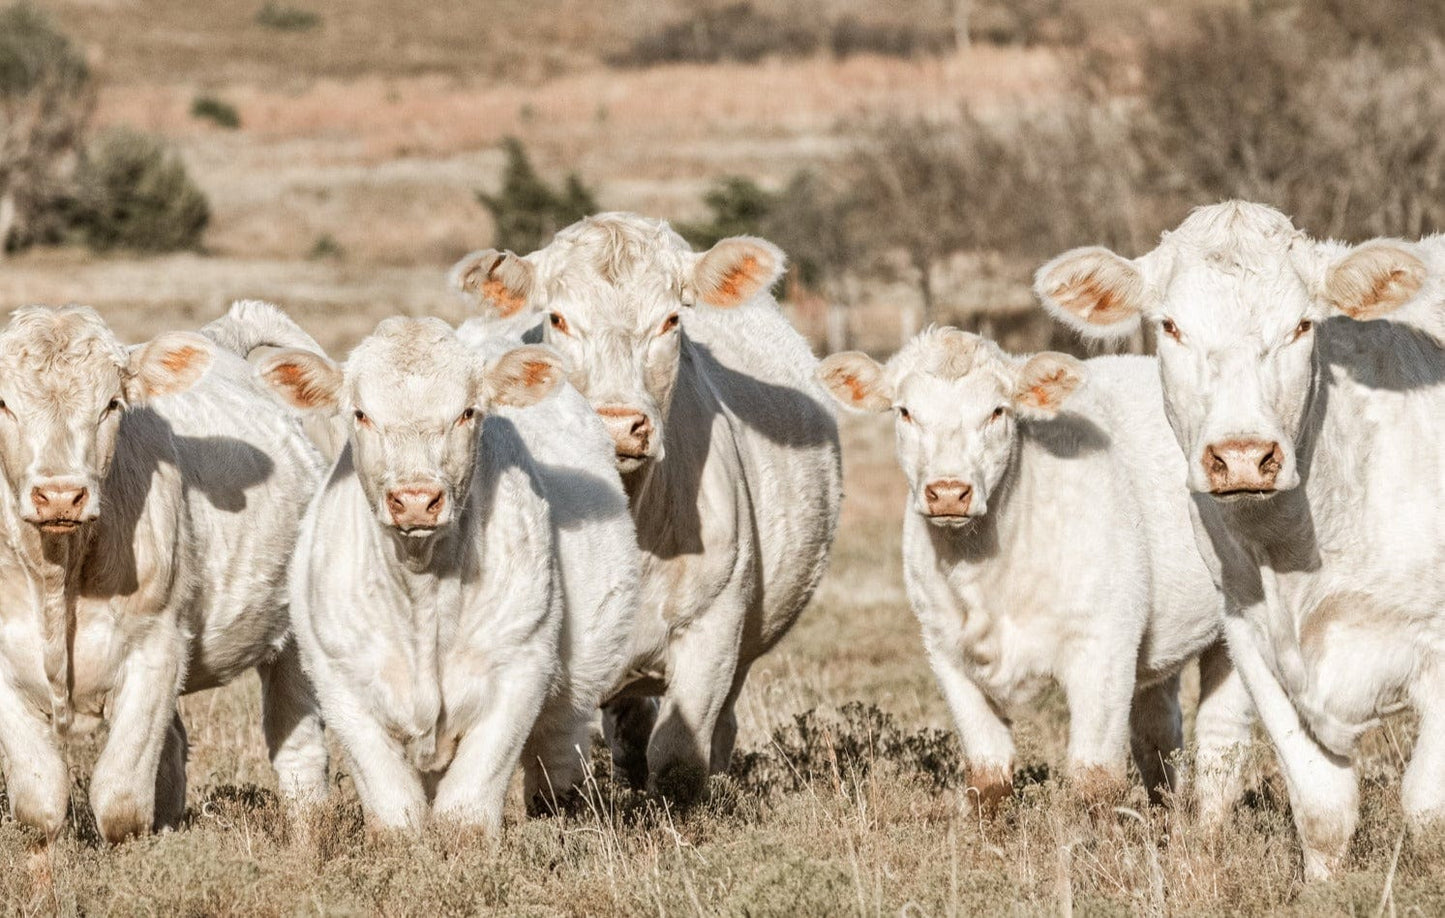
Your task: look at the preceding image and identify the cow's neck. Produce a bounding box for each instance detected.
[4,506,92,735]
[618,352,716,560]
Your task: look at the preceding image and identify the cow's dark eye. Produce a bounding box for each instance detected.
[458,407,477,424]
[354,409,368,425]
[659,313,680,335]
[104,398,122,416]
[1160,318,1182,341]
[898,406,912,422]
[1292,318,1313,341]
[991,406,1006,420]
[549,312,570,335]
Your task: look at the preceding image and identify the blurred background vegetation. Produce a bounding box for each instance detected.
[3,0,1443,353]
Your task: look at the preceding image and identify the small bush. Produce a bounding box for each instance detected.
[0,2,93,252]
[477,137,597,253]
[190,94,241,129]
[74,128,210,253]
[255,2,320,32]
[307,233,342,260]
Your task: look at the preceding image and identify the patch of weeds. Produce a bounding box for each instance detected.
[732,702,963,795]
[308,233,343,260]
[190,94,240,129]
[255,2,320,32]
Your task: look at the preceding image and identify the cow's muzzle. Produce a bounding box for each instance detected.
[25,479,94,533]
[922,479,977,526]
[1202,439,1285,498]
[384,482,449,534]
[597,406,656,472]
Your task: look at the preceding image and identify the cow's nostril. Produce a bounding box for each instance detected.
[924,484,939,503]
[72,487,88,508]
[426,492,444,514]
[1206,447,1227,475]
[32,488,48,507]
[1260,443,1283,475]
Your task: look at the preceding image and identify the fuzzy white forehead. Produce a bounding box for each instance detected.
[538,213,692,329]
[1153,202,1314,331]
[346,317,476,420]
[0,305,128,404]
[886,328,1013,402]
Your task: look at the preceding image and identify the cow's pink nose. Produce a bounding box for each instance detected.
[30,485,89,522]
[1203,440,1284,493]
[386,487,446,529]
[597,407,653,458]
[924,480,973,517]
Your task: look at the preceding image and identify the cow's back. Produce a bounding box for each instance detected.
[681,298,842,653]
[152,348,325,690]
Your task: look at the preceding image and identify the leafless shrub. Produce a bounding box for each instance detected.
[0,3,93,254]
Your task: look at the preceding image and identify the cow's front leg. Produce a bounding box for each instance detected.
[927,644,1016,814]
[1223,614,1356,880]
[1402,666,1445,827]
[1193,639,1253,824]
[325,693,427,831]
[0,677,69,841]
[522,697,592,814]
[91,628,184,843]
[1061,636,1135,807]
[434,656,553,833]
[257,636,329,805]
[648,594,746,804]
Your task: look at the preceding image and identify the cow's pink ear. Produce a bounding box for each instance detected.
[1323,241,1426,321]
[485,345,563,408]
[125,332,213,402]
[691,236,786,309]
[1034,246,1146,340]
[816,351,891,413]
[449,249,537,319]
[256,348,343,411]
[1013,352,1086,417]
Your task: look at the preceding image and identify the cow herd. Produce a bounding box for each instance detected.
[0,202,1438,882]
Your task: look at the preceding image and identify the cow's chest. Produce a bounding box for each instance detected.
[0,592,131,730]
[939,569,1074,710]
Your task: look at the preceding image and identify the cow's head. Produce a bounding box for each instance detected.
[817,327,1084,526]
[0,306,211,534]
[1035,201,1425,500]
[258,317,561,536]
[450,212,785,473]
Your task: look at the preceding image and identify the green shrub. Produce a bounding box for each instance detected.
[255,2,320,32]
[190,94,241,129]
[74,128,210,253]
[476,137,597,253]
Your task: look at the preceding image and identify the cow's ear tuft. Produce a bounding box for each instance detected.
[816,351,892,413]
[484,345,563,409]
[126,332,213,403]
[1013,352,1086,418]
[449,249,537,318]
[690,236,786,309]
[256,348,344,411]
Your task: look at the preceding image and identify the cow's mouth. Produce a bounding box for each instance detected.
[1209,488,1278,502]
[615,451,650,472]
[34,519,85,534]
[925,512,977,529]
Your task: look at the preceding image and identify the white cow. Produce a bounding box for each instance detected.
[450,213,842,800]
[1036,200,1445,879]
[0,305,327,844]
[257,317,633,829]
[817,328,1252,813]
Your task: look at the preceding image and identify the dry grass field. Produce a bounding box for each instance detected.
[2,1,1444,914]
